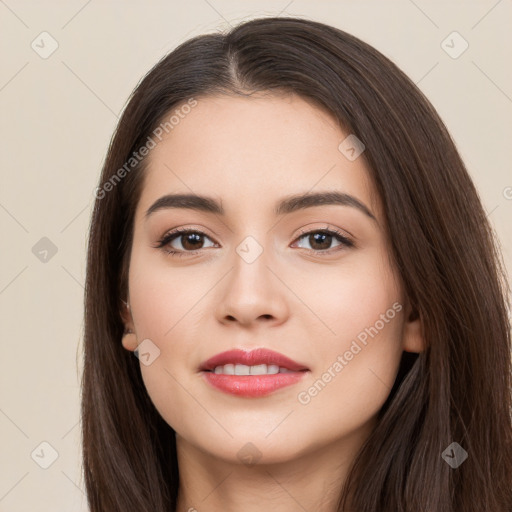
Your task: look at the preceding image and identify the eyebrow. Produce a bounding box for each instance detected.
[145,191,377,222]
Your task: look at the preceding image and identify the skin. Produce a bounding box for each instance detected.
[121,93,424,512]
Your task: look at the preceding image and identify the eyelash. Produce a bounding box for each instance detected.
[154,226,354,258]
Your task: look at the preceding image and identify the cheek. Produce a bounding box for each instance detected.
[296,248,402,354]
[295,311,404,441]
[128,247,210,340]
[292,250,404,420]
[127,249,216,431]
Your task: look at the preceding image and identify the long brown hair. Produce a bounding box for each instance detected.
[81,16,512,511]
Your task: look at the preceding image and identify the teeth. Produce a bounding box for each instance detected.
[250,364,269,375]
[235,364,249,375]
[213,364,235,374]
[211,364,292,375]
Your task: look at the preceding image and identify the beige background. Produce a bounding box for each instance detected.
[0,1,511,510]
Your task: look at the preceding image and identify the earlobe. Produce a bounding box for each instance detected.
[402,301,424,353]
[122,330,138,351]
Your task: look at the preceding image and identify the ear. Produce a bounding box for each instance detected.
[120,298,138,352]
[401,298,424,353]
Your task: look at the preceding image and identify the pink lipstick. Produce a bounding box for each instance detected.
[199,348,309,397]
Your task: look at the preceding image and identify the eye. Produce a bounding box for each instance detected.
[154,225,354,258]
[155,228,217,257]
[292,227,354,254]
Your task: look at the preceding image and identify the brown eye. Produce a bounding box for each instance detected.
[305,232,334,251]
[293,229,354,254]
[156,229,217,256]
[175,232,206,250]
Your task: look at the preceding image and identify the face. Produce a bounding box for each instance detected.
[121,93,423,465]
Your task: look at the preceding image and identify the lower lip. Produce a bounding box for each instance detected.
[201,371,308,397]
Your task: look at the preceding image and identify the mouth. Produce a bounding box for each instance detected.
[199,348,310,397]
[205,364,303,375]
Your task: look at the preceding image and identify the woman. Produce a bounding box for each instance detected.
[81,16,512,511]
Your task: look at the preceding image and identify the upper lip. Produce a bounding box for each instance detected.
[199,348,309,372]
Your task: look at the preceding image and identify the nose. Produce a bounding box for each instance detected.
[215,247,290,328]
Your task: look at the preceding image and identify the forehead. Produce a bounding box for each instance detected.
[136,93,381,221]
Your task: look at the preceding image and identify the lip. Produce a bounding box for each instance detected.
[199,348,310,398]
[199,348,309,372]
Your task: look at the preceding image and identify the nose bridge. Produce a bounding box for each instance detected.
[215,229,289,325]
[230,232,273,297]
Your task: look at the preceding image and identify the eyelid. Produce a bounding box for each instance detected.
[294,223,353,240]
[156,224,217,242]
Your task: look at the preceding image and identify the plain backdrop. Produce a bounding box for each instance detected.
[0,1,511,510]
